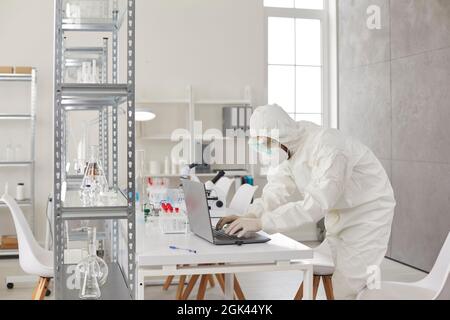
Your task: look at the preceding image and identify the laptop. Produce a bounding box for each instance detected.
[182,179,271,246]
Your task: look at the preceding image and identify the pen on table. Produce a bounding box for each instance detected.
[169,246,197,254]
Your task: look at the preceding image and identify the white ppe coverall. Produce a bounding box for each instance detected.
[247,105,396,300]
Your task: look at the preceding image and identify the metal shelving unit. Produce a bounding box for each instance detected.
[0,73,35,82]
[0,69,37,256]
[0,114,33,120]
[0,199,33,209]
[54,0,136,300]
[0,161,34,167]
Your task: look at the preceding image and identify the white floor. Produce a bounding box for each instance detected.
[0,257,426,300]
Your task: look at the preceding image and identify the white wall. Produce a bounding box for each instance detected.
[0,0,54,240]
[0,0,266,242]
[136,0,265,102]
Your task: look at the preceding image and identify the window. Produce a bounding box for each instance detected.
[265,0,330,127]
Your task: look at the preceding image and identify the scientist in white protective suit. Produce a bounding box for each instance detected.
[216,104,396,300]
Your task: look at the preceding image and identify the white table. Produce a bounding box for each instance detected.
[136,218,314,300]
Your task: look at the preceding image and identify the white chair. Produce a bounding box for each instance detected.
[1,192,53,300]
[295,240,336,300]
[228,184,259,216]
[357,232,450,300]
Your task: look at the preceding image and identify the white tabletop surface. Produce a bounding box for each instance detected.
[136,215,313,267]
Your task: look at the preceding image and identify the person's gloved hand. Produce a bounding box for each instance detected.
[216,215,240,231]
[225,218,263,238]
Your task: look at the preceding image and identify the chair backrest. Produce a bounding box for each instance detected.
[1,193,43,272]
[213,177,234,204]
[422,232,450,299]
[229,184,259,216]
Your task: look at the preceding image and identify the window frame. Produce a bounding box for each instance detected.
[264,0,331,128]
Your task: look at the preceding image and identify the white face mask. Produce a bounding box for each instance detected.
[260,146,289,167]
[249,137,290,167]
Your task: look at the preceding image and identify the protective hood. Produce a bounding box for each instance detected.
[249,104,320,154]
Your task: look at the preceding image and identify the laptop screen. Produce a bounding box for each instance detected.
[182,179,215,243]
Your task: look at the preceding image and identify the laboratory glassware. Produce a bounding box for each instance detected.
[14,145,22,161]
[164,157,170,175]
[80,146,109,205]
[159,208,188,235]
[76,228,109,296]
[16,183,26,201]
[6,142,14,161]
[79,258,102,300]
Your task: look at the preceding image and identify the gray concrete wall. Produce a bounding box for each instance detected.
[338,0,450,271]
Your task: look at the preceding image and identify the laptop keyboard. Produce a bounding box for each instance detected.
[213,229,239,240]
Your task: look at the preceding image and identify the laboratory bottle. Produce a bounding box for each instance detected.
[92,59,98,83]
[16,183,26,202]
[6,143,14,162]
[14,145,22,161]
[164,157,170,175]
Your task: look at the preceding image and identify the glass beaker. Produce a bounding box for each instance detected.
[80,146,109,206]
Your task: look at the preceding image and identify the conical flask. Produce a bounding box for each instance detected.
[81,146,109,205]
[76,227,109,289]
[79,254,101,300]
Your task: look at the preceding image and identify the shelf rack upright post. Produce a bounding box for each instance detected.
[53,0,136,300]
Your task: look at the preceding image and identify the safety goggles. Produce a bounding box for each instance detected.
[249,137,278,155]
